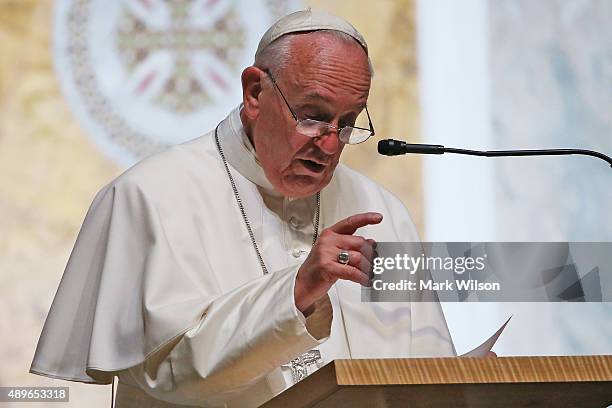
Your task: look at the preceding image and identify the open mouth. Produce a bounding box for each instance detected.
[299,159,326,173]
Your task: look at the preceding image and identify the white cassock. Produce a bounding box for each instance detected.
[31,106,456,407]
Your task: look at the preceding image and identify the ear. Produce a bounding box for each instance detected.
[241,66,264,120]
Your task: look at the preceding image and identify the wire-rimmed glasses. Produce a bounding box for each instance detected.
[263,69,375,145]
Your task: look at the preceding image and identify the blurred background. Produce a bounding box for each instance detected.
[0,0,610,406]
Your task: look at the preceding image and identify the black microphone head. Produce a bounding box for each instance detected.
[378,139,404,156]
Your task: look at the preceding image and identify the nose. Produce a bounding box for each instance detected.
[312,128,341,155]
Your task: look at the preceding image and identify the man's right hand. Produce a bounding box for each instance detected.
[294,212,382,314]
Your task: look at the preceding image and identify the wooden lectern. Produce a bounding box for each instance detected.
[262,356,612,407]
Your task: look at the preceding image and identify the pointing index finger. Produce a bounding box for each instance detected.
[329,212,383,235]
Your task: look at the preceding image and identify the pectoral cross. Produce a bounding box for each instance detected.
[281,349,324,384]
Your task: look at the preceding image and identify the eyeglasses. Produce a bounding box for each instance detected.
[263,69,375,145]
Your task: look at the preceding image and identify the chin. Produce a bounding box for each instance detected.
[278,175,329,198]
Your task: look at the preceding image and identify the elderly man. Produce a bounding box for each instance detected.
[31,9,455,408]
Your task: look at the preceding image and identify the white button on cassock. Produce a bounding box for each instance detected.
[291,249,306,258]
[289,217,301,229]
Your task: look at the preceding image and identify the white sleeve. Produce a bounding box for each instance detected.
[381,188,457,357]
[118,264,332,406]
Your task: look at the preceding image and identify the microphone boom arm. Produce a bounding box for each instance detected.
[378,139,612,168]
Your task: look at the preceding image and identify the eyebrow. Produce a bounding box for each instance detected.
[299,93,367,114]
[302,92,331,102]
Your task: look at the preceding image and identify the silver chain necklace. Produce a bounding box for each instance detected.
[214,125,320,275]
[214,125,324,384]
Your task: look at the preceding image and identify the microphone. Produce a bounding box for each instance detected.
[378,139,612,168]
[378,139,445,156]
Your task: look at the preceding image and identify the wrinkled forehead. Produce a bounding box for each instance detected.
[284,33,371,104]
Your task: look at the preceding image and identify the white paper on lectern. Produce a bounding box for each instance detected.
[460,316,512,357]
